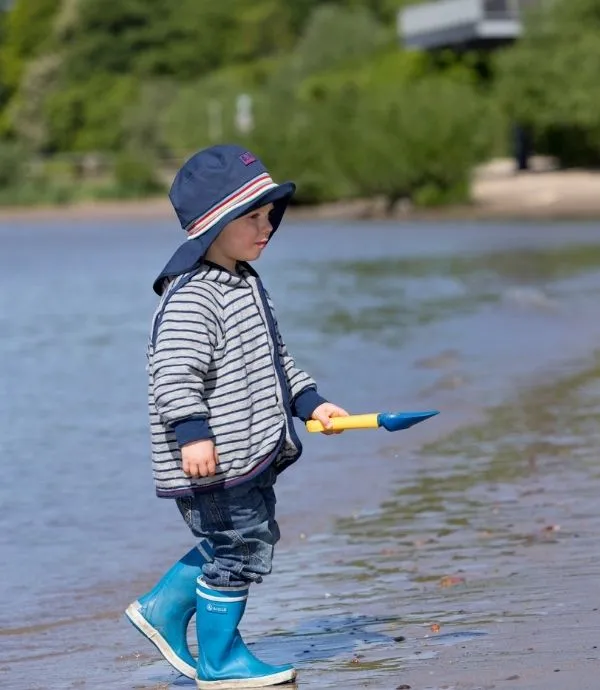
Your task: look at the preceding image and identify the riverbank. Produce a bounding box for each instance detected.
[2,160,600,223]
[4,220,600,689]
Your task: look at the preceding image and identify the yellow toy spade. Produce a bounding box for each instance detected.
[306,410,439,433]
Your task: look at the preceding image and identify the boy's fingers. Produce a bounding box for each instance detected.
[188,457,203,478]
[315,413,332,428]
[182,443,218,478]
[329,406,349,418]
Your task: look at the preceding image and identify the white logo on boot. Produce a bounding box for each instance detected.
[206,602,227,614]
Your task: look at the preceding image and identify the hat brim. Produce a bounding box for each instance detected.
[153,181,295,295]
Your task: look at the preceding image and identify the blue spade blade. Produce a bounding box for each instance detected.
[377,410,439,432]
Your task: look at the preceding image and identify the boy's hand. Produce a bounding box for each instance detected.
[181,439,219,478]
[311,402,350,435]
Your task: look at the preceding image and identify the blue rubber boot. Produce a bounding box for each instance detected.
[195,579,296,688]
[125,541,213,678]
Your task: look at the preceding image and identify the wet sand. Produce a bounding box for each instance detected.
[5,356,600,690]
[326,359,600,690]
[125,357,600,690]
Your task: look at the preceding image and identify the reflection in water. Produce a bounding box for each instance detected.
[297,244,600,344]
[251,614,400,663]
[306,354,600,684]
[226,355,600,688]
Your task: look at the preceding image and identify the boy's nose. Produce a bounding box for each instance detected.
[260,220,273,236]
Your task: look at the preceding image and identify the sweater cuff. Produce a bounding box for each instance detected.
[292,388,328,422]
[172,417,213,447]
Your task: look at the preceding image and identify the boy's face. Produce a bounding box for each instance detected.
[207,203,275,269]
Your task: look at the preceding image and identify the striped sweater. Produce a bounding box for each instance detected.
[148,261,325,497]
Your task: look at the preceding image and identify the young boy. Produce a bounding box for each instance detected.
[125,144,348,688]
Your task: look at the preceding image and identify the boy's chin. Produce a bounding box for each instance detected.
[244,248,264,262]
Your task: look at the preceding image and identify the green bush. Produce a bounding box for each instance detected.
[0,0,59,91]
[494,0,600,167]
[163,66,265,156]
[0,145,74,206]
[0,0,503,208]
[289,4,390,80]
[0,140,27,188]
[58,0,296,83]
[44,74,138,152]
[113,151,164,198]
[332,76,492,207]
[248,96,352,204]
[249,75,492,208]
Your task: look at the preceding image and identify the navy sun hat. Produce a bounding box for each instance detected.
[153,144,296,295]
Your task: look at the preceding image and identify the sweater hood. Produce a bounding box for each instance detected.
[191,260,258,289]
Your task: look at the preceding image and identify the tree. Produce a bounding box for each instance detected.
[0,0,59,90]
[494,0,600,166]
[0,7,7,109]
[334,76,492,207]
[60,0,298,82]
[290,4,389,79]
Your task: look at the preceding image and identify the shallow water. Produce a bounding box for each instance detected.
[2,219,600,689]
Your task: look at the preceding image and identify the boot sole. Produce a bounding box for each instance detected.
[125,601,196,679]
[195,668,296,689]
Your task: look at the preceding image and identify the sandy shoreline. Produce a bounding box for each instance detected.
[2,165,600,223]
[4,216,600,690]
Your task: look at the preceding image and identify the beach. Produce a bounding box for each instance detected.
[2,218,600,689]
[2,162,600,224]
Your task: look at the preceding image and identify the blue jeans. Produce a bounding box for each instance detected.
[175,466,280,588]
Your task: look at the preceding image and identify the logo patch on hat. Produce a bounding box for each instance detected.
[239,151,257,166]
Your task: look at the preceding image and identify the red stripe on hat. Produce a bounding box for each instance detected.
[187,173,277,238]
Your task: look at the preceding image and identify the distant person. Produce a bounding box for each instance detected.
[125,144,348,688]
[513,123,532,172]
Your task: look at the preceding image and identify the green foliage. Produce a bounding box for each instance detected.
[333,76,491,206]
[0,0,510,207]
[290,4,390,79]
[64,0,225,79]
[0,142,75,206]
[494,0,600,166]
[163,61,272,156]
[348,0,408,24]
[60,0,296,82]
[122,80,178,157]
[0,10,7,108]
[221,0,296,63]
[44,74,138,152]
[0,140,27,188]
[296,47,430,104]
[248,91,352,204]
[112,151,164,197]
[0,0,59,90]
[6,53,62,149]
[163,3,395,163]
[241,52,492,208]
